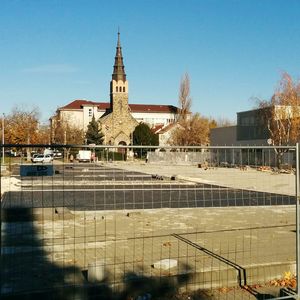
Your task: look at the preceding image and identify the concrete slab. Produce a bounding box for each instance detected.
[1,162,297,299]
[114,161,295,196]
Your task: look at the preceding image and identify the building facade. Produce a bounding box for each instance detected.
[210,107,296,166]
[211,108,270,146]
[50,32,179,145]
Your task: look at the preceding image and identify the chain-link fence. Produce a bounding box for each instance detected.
[0,144,299,299]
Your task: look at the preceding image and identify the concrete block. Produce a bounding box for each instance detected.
[153,259,177,270]
[88,260,105,283]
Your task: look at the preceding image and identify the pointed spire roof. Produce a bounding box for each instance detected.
[112,30,126,82]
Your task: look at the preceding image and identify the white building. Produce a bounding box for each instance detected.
[154,122,183,147]
[53,99,179,133]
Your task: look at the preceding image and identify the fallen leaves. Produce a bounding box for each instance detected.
[269,271,296,288]
[163,241,172,247]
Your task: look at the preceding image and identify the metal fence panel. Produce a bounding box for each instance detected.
[0,144,298,299]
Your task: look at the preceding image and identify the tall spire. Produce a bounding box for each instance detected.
[112,30,126,82]
[117,28,121,47]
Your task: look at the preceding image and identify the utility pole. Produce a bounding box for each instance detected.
[2,113,4,165]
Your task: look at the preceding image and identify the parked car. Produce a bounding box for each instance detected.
[31,154,53,163]
[53,150,63,158]
[44,148,63,159]
[5,150,18,157]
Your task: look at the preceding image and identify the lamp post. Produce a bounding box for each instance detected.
[2,113,4,165]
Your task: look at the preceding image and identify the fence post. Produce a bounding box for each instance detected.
[296,143,300,298]
[0,144,2,293]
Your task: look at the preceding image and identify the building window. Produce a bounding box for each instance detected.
[88,109,92,117]
[116,86,118,92]
[123,87,125,92]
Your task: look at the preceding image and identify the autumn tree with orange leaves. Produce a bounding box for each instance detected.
[4,106,40,144]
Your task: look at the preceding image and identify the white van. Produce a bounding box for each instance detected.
[77,150,92,162]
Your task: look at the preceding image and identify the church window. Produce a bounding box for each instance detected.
[116,86,118,92]
[123,87,125,92]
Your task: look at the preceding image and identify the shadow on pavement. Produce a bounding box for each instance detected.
[1,206,211,300]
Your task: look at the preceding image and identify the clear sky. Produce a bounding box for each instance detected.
[0,0,300,123]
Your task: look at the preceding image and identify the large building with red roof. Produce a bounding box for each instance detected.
[50,33,179,145]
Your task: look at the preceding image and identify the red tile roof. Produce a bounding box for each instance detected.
[61,100,179,114]
[61,100,110,110]
[158,122,179,134]
[129,104,178,113]
[151,124,165,133]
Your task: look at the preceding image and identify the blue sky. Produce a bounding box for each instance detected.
[0,0,300,123]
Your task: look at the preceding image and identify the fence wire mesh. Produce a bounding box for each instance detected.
[0,144,298,300]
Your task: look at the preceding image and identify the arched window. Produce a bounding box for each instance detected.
[116,86,118,92]
[123,87,125,92]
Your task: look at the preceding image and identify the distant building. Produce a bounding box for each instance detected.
[210,125,237,146]
[50,32,179,145]
[211,108,269,146]
[53,100,179,136]
[156,123,183,147]
[236,108,269,144]
[210,106,297,166]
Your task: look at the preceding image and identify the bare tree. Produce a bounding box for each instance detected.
[177,73,192,121]
[170,73,213,146]
[52,115,84,145]
[215,117,236,127]
[256,72,300,166]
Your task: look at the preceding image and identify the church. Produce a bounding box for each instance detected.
[50,32,179,146]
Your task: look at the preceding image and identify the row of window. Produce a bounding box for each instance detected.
[139,118,174,125]
[237,126,268,140]
[87,111,174,123]
[116,86,126,92]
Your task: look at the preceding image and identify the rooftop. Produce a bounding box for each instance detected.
[61,100,179,114]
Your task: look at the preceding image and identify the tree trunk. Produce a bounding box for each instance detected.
[26,136,31,161]
[276,151,283,169]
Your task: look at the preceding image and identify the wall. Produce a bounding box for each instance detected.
[210,126,237,146]
[148,150,210,165]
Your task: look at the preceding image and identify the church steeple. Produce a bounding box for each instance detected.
[102,31,138,147]
[112,31,126,82]
[110,31,129,111]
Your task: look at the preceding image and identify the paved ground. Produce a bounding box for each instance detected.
[114,161,296,196]
[2,163,295,210]
[0,161,298,299]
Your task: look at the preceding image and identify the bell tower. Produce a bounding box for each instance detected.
[110,31,129,113]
